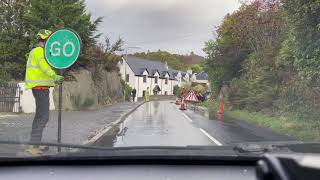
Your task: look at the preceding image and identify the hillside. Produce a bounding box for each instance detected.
[133,51,204,71]
[175,52,204,65]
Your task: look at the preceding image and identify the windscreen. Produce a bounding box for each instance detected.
[0,0,319,156]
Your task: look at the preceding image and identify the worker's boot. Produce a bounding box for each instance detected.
[39,145,49,152]
[25,146,43,155]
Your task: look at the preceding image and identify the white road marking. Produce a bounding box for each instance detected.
[182,113,193,122]
[171,103,193,122]
[171,102,223,146]
[200,128,223,146]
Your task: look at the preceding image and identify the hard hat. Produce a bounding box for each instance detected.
[37,29,52,40]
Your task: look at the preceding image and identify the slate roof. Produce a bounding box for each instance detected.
[126,56,169,78]
[126,56,197,80]
[196,71,208,80]
[150,69,159,76]
[168,69,193,80]
[181,72,192,77]
[160,71,169,78]
[168,69,179,80]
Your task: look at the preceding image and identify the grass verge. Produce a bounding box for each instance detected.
[225,110,320,141]
[196,100,320,141]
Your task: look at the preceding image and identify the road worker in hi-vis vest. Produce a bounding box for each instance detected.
[25,29,64,155]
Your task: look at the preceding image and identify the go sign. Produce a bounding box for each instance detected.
[44,29,81,69]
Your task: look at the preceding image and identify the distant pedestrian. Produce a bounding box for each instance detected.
[144,87,150,102]
[24,29,64,155]
[153,85,161,95]
[131,88,136,102]
[153,87,157,95]
[153,86,158,95]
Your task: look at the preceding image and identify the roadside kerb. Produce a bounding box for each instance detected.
[83,101,145,145]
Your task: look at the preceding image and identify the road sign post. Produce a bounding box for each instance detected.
[57,70,63,152]
[44,29,81,152]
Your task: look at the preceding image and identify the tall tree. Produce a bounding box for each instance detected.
[203,0,284,95]
[26,0,102,66]
[191,64,202,74]
[0,0,30,80]
[281,0,320,81]
[0,0,103,80]
[85,37,124,74]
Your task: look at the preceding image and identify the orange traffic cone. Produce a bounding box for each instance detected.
[180,100,186,110]
[217,95,224,114]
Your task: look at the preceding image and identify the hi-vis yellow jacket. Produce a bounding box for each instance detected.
[24,46,56,90]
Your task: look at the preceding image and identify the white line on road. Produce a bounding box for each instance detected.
[182,113,193,122]
[171,103,193,122]
[171,102,222,146]
[200,128,223,146]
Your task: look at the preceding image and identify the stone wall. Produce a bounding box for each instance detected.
[53,69,123,111]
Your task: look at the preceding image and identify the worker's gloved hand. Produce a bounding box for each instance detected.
[52,75,64,83]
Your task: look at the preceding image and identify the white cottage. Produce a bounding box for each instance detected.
[118,56,205,101]
[118,56,175,101]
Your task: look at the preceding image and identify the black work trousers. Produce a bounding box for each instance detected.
[30,89,50,143]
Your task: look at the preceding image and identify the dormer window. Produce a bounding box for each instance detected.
[143,75,147,83]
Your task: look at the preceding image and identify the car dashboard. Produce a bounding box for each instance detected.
[0,165,255,180]
[0,149,319,180]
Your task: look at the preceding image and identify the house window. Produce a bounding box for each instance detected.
[143,75,147,83]
[126,74,129,82]
[155,77,158,84]
[165,78,168,85]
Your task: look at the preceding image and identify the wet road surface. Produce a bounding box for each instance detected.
[183,107,295,145]
[95,101,295,147]
[96,101,216,147]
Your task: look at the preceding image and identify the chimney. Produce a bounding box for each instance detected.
[165,61,168,70]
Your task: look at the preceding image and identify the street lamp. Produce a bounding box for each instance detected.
[123,46,141,101]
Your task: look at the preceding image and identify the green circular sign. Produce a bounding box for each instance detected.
[44,29,81,69]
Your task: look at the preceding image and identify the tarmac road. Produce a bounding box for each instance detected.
[95,101,295,147]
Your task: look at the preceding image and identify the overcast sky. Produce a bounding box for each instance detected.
[85,0,241,56]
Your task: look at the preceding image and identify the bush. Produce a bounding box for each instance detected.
[82,97,94,109]
[192,84,205,96]
[275,79,320,121]
[120,79,132,101]
[70,95,81,110]
[0,62,25,82]
[173,85,180,96]
[226,79,249,110]
[0,65,11,83]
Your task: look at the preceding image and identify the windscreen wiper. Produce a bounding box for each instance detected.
[233,141,305,155]
[0,140,259,166]
[0,140,231,151]
[0,140,115,151]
